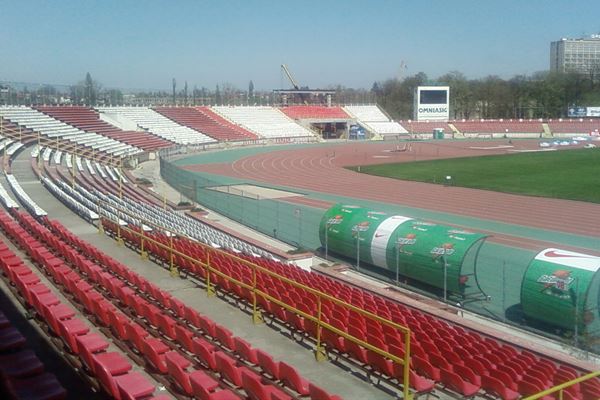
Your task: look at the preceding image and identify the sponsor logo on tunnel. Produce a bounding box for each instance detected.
[397,233,417,245]
[351,221,370,238]
[543,250,597,259]
[430,243,455,259]
[537,270,575,299]
[448,229,474,235]
[327,215,344,225]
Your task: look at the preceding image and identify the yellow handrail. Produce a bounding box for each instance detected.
[94,201,413,399]
[523,371,600,399]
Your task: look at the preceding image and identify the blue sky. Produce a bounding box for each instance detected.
[1,0,599,91]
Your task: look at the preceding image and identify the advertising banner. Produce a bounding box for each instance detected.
[587,107,600,117]
[568,106,587,118]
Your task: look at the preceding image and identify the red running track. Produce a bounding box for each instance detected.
[184,140,600,238]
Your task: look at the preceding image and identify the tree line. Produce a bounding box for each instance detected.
[367,69,600,120]
[2,70,599,120]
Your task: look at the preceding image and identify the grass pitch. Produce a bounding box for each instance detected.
[349,148,600,203]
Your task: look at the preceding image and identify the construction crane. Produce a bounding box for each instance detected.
[281,64,300,90]
[275,63,335,106]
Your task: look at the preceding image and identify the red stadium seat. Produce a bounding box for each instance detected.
[241,368,291,400]
[233,337,258,365]
[214,351,244,387]
[255,348,280,380]
[165,351,218,396]
[193,337,217,370]
[440,368,479,397]
[279,361,310,395]
[481,374,519,400]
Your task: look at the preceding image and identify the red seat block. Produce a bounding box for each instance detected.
[440,368,480,397]
[57,317,90,352]
[75,333,110,371]
[165,350,216,396]
[214,351,244,387]
[116,371,156,400]
[233,337,258,365]
[242,368,291,400]
[0,327,26,352]
[142,338,170,374]
[279,361,310,395]
[255,348,280,380]
[92,351,133,376]
[0,349,44,379]
[5,372,67,400]
[192,337,216,370]
[482,374,519,400]
[214,324,235,350]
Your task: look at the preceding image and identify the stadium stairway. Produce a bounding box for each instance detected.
[447,123,463,138]
[9,147,390,400]
[542,123,553,138]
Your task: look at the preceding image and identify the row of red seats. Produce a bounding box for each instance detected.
[16,212,248,400]
[279,106,350,120]
[0,222,164,399]
[155,107,257,142]
[44,217,342,400]
[547,120,600,134]
[0,210,169,400]
[106,219,600,400]
[36,106,173,151]
[452,120,543,134]
[0,304,66,400]
[105,220,431,396]
[196,107,260,141]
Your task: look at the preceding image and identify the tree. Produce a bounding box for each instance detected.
[215,84,221,105]
[184,81,188,105]
[371,82,382,98]
[104,89,123,105]
[438,71,474,119]
[248,80,255,103]
[172,78,176,105]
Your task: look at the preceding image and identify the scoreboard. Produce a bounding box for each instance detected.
[414,86,450,121]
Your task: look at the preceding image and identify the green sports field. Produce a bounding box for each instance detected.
[349,148,600,203]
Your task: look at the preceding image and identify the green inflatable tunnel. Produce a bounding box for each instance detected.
[521,248,600,335]
[319,204,488,297]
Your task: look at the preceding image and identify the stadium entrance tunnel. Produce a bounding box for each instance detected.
[521,248,600,349]
[319,204,489,299]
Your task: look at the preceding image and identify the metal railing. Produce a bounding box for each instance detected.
[523,370,600,399]
[95,199,413,399]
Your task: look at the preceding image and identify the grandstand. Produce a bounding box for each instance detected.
[0,106,142,157]
[452,119,544,138]
[36,106,173,151]
[153,107,258,142]
[344,105,408,137]
[279,105,350,120]
[400,120,455,137]
[212,106,317,139]
[97,107,217,145]
[547,119,600,136]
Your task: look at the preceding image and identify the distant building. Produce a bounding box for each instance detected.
[550,35,600,74]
